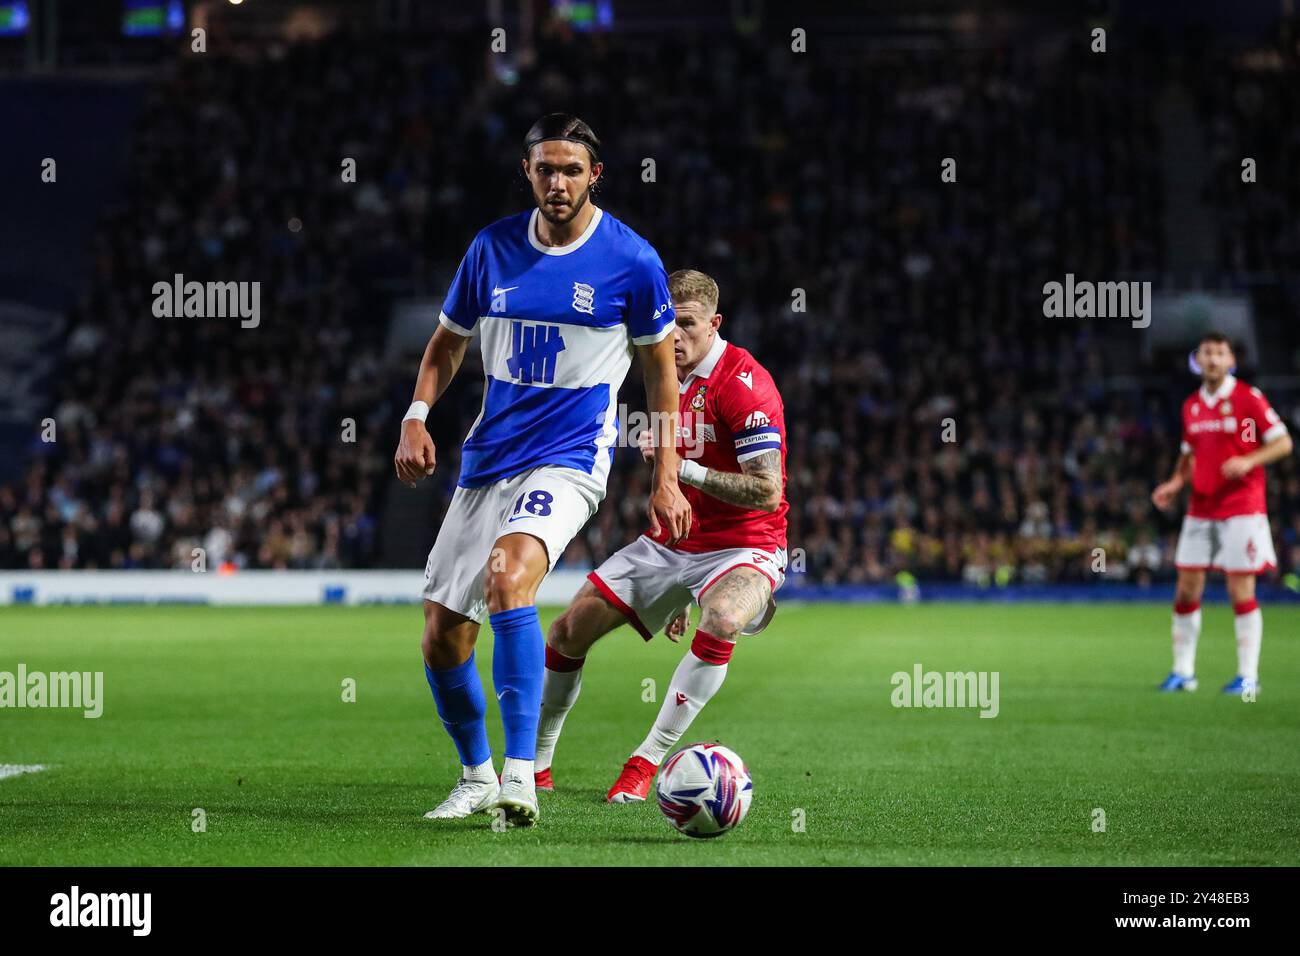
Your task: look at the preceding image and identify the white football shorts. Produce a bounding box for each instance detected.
[588,534,787,640]
[1174,513,1277,574]
[422,465,605,622]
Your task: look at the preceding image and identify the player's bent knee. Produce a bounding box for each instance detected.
[546,609,570,644]
[420,604,478,669]
[483,563,536,612]
[547,613,583,657]
[547,609,596,658]
[420,628,440,664]
[699,610,744,640]
[422,625,473,670]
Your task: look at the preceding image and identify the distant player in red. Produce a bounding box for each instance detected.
[1151,331,1293,697]
[533,269,788,801]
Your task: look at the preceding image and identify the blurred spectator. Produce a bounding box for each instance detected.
[1,26,1296,589]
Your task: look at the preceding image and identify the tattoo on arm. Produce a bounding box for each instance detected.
[701,451,782,511]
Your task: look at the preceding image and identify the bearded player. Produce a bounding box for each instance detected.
[393,114,691,826]
[1151,331,1292,697]
[532,269,788,802]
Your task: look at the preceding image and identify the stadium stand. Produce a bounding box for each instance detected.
[1,22,1297,591]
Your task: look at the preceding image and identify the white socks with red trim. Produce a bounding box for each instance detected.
[1172,598,1262,682]
[1233,599,1262,682]
[632,630,733,766]
[1171,601,1201,678]
[536,644,585,773]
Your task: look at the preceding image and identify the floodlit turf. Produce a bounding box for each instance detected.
[1,603,1297,866]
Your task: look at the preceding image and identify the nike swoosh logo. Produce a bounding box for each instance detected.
[493,286,518,296]
[507,514,532,523]
[496,689,508,700]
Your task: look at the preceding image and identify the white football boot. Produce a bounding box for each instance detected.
[496,767,540,827]
[424,776,500,820]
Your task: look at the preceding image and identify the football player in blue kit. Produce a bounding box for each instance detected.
[393,113,691,826]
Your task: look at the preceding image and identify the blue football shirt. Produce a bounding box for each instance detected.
[438,206,675,489]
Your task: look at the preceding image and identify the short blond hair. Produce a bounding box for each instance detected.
[668,269,719,314]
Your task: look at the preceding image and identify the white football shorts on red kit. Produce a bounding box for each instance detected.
[588,534,786,640]
[1174,513,1277,574]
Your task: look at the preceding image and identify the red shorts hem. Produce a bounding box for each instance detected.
[586,571,655,642]
[1175,562,1276,576]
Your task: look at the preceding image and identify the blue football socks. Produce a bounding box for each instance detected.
[424,652,491,768]
[489,605,545,761]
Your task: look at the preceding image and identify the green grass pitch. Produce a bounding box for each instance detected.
[1,603,1297,866]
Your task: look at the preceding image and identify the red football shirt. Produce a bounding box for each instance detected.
[646,336,789,554]
[1180,376,1287,519]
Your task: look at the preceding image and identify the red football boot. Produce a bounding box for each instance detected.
[605,755,658,803]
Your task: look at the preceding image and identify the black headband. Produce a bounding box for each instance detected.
[523,135,600,162]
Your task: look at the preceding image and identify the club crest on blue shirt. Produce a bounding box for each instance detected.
[572,282,595,315]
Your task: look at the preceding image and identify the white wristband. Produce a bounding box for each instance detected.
[679,459,708,488]
[403,400,430,424]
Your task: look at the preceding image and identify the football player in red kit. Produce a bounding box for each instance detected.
[1152,331,1293,697]
[533,269,789,801]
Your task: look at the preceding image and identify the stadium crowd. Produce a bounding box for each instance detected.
[2,24,1298,589]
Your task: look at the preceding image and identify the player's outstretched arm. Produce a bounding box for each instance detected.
[637,336,691,544]
[394,325,471,487]
[1152,451,1192,510]
[693,450,783,513]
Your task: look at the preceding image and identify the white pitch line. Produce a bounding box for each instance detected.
[0,764,48,781]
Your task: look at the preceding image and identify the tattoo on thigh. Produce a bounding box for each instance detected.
[700,567,771,636]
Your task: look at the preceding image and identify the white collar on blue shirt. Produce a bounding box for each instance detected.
[527,206,604,256]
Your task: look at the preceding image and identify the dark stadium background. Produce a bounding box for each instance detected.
[1,0,1298,598]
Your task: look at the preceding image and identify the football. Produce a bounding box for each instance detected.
[655,743,753,838]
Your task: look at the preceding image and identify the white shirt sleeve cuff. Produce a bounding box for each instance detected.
[438,311,475,337]
[1263,423,1289,444]
[632,323,674,347]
